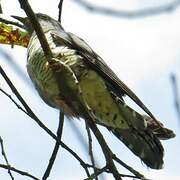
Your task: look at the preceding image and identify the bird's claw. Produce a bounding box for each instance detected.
[45,58,63,72]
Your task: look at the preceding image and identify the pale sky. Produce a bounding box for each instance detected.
[0,0,180,180]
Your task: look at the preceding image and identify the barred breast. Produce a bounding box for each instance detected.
[27,31,84,115]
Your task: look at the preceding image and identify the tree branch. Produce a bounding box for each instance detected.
[86,166,149,180]
[58,0,64,22]
[0,87,28,115]
[85,166,107,180]
[0,17,24,28]
[85,122,98,180]
[112,154,145,179]
[71,0,180,18]
[42,111,64,180]
[86,120,122,180]
[0,137,14,180]
[17,0,53,58]
[0,163,39,180]
[0,2,2,13]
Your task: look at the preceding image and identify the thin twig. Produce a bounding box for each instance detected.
[18,0,53,59]
[72,0,180,18]
[86,119,122,180]
[0,163,39,180]
[85,122,98,180]
[58,0,64,22]
[0,88,28,115]
[42,111,64,180]
[118,174,150,180]
[68,120,107,179]
[0,3,2,13]
[171,74,180,124]
[85,166,107,180]
[85,165,148,180]
[112,154,145,179]
[0,17,24,28]
[0,137,14,180]
[113,154,145,178]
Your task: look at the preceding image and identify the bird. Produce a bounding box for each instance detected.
[13,13,175,169]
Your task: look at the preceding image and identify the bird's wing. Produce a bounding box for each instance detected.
[51,30,158,122]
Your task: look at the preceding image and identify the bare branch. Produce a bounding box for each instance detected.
[171,74,180,124]
[0,87,27,114]
[112,154,145,179]
[86,119,122,180]
[0,1,2,13]
[58,0,64,22]
[71,0,180,18]
[42,111,64,180]
[85,166,107,180]
[117,174,150,180]
[0,137,14,180]
[85,122,98,180]
[17,0,53,59]
[86,166,149,180]
[0,17,24,28]
[0,164,39,180]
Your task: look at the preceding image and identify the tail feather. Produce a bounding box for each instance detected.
[103,93,175,169]
[143,115,176,140]
[110,127,164,169]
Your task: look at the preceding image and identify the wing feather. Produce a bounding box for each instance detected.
[51,30,162,126]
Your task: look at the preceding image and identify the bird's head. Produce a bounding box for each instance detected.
[12,13,63,35]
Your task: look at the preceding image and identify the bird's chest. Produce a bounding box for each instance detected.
[27,33,85,114]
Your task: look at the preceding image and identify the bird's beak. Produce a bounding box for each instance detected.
[11,15,26,24]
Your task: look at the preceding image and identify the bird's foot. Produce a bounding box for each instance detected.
[45,58,63,72]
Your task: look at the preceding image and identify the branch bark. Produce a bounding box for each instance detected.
[85,122,98,180]
[0,17,24,28]
[42,111,64,180]
[0,137,14,180]
[18,0,53,59]
[0,164,39,180]
[58,0,64,22]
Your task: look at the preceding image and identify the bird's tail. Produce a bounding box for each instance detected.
[111,127,164,169]
[107,96,175,169]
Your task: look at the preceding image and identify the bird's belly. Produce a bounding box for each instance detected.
[27,51,76,115]
[27,60,76,115]
[79,70,129,129]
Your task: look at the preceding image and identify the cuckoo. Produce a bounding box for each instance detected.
[13,13,175,169]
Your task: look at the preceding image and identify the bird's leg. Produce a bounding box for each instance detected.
[45,58,64,72]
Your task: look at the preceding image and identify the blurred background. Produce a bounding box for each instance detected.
[0,0,180,179]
